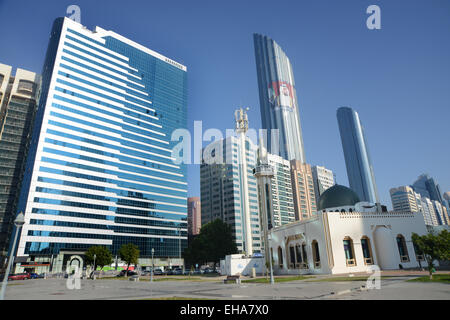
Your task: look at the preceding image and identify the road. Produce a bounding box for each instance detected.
[3,275,449,300]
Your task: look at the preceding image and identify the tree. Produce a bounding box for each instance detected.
[183,219,238,268]
[118,243,140,275]
[412,230,450,280]
[85,246,113,277]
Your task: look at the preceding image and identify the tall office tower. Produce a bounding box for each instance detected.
[187,197,201,236]
[311,165,335,206]
[0,64,41,265]
[200,136,261,255]
[15,17,188,269]
[337,107,379,204]
[411,174,443,203]
[290,161,317,220]
[266,153,295,227]
[253,34,306,163]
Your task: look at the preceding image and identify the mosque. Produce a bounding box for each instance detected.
[268,184,428,275]
[221,184,428,276]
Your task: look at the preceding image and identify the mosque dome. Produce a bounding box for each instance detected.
[317,185,361,210]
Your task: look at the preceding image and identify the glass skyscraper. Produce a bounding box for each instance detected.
[337,107,379,204]
[253,34,306,163]
[15,17,188,264]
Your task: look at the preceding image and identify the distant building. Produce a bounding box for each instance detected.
[337,107,379,204]
[0,64,41,265]
[290,161,317,220]
[420,197,440,226]
[412,174,443,203]
[311,165,334,206]
[266,153,295,227]
[390,186,422,212]
[389,185,448,226]
[187,197,201,236]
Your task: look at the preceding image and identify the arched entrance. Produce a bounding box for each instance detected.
[373,226,398,270]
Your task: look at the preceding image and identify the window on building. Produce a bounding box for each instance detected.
[361,236,373,265]
[396,234,410,262]
[343,237,356,267]
[278,246,283,268]
[289,246,296,269]
[301,243,308,265]
[312,240,320,268]
[17,79,36,95]
[295,244,303,268]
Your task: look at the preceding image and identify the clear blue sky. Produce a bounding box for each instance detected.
[1,0,449,208]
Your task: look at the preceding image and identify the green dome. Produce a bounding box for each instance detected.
[317,185,360,210]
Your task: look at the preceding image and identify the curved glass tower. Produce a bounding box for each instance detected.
[253,34,306,163]
[337,107,379,204]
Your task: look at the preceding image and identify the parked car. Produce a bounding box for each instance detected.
[153,269,164,276]
[118,270,137,277]
[8,273,31,280]
[172,268,183,275]
[166,269,174,275]
[30,273,45,279]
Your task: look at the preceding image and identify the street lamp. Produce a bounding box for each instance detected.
[92,254,96,280]
[151,248,154,282]
[0,212,25,300]
[177,227,181,269]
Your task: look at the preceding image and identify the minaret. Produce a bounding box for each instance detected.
[253,134,275,283]
[235,107,253,256]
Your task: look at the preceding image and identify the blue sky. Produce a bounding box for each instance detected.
[1,0,449,208]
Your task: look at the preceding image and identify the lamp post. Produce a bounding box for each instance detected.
[92,254,96,280]
[177,227,181,269]
[0,212,25,300]
[151,248,154,282]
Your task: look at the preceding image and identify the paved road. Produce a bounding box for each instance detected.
[3,276,449,300]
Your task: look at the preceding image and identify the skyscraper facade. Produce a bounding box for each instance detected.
[15,17,188,266]
[311,165,335,206]
[187,197,201,236]
[0,64,41,264]
[200,136,261,254]
[253,34,306,163]
[337,107,379,204]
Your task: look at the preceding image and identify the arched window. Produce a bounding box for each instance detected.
[312,240,320,268]
[289,246,296,269]
[295,244,303,268]
[301,243,308,264]
[361,236,373,265]
[341,209,346,213]
[396,235,410,262]
[278,247,283,268]
[343,237,356,267]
